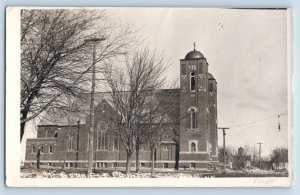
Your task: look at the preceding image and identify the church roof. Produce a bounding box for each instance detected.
[184,42,205,60]
[185,50,205,60]
[38,89,181,126]
[208,72,215,80]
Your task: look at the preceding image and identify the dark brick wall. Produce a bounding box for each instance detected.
[179,153,209,161]
[179,58,209,156]
[208,78,218,157]
[37,125,58,138]
[25,138,57,161]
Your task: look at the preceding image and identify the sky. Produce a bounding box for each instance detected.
[21,8,290,159]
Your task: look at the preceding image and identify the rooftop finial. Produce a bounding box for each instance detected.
[193,42,196,51]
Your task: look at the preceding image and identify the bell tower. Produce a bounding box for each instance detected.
[179,43,218,169]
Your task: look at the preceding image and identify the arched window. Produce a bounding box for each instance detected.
[97,122,109,150]
[68,136,73,151]
[191,108,196,129]
[32,145,36,153]
[191,142,196,152]
[190,72,196,91]
[49,145,53,153]
[40,145,44,153]
[113,135,119,150]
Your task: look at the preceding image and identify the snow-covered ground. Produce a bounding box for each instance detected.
[20,166,288,178]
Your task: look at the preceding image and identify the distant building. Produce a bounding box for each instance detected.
[231,147,251,169]
[24,46,219,170]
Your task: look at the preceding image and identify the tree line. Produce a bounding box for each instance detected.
[218,145,288,170]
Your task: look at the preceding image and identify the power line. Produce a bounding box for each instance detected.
[230,115,277,128]
[229,111,287,129]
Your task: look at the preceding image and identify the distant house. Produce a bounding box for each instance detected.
[231,147,251,169]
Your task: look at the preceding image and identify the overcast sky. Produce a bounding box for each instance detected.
[21,8,289,159]
[111,8,289,156]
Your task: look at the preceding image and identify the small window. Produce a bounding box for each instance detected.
[191,142,196,152]
[163,163,169,168]
[96,162,100,168]
[113,163,118,168]
[191,163,196,168]
[49,145,53,153]
[190,72,196,91]
[48,162,52,166]
[191,109,197,129]
[103,103,106,112]
[182,64,186,75]
[40,146,44,153]
[163,146,168,151]
[54,130,58,137]
[191,64,196,70]
[209,83,214,92]
[140,163,145,167]
[32,146,36,153]
[101,162,107,168]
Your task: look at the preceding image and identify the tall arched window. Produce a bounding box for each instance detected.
[191,142,196,152]
[68,136,73,151]
[191,108,196,129]
[97,122,109,150]
[190,72,196,91]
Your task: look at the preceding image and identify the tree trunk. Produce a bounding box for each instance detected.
[20,88,39,142]
[87,41,97,177]
[62,146,67,170]
[36,149,40,169]
[151,147,155,177]
[20,109,28,142]
[125,151,132,174]
[20,121,26,142]
[135,142,140,173]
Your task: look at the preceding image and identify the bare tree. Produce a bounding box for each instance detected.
[270,147,288,170]
[250,145,259,167]
[218,145,234,163]
[133,88,179,173]
[104,48,168,174]
[20,9,135,142]
[145,90,179,176]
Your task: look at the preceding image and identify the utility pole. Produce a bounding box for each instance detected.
[85,37,105,177]
[218,127,230,172]
[257,142,263,169]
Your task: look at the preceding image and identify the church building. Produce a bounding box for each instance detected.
[24,45,219,170]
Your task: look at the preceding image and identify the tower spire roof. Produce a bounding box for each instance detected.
[184,42,204,59]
